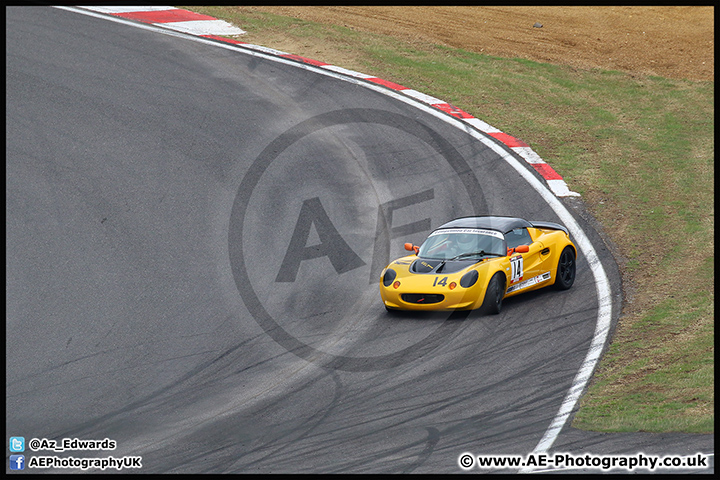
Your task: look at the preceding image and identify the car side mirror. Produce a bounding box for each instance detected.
[404,243,419,254]
[507,244,530,256]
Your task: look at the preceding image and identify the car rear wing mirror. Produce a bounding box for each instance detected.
[404,243,419,254]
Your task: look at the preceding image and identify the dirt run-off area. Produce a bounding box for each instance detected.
[240,6,713,82]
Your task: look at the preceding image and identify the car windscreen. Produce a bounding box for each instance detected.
[417,228,505,260]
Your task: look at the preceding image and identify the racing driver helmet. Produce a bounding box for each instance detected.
[456,233,476,251]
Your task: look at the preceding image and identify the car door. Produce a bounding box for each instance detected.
[506,228,552,293]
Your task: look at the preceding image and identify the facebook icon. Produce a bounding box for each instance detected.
[10,455,25,470]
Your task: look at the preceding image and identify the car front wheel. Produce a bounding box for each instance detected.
[480,272,506,315]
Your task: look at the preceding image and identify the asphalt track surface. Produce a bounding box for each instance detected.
[6,7,713,474]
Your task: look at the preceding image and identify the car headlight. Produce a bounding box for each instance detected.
[382,268,397,287]
[460,270,479,288]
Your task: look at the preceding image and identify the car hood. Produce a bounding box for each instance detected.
[387,255,498,276]
[409,257,482,274]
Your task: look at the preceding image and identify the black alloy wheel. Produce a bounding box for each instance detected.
[481,272,506,315]
[554,246,576,290]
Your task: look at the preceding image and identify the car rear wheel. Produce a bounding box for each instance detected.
[554,246,576,290]
[480,272,506,315]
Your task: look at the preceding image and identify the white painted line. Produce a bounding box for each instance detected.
[52,7,613,467]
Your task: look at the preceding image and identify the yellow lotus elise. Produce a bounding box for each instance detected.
[379,216,577,314]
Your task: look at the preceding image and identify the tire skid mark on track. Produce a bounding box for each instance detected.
[79,5,578,197]
[59,4,612,463]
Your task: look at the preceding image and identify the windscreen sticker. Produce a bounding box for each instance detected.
[428,228,503,239]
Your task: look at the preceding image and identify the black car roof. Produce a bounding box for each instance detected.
[436,216,532,233]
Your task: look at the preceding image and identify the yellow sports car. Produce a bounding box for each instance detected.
[379,216,577,314]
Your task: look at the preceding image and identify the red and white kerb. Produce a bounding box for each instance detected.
[81,6,579,198]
